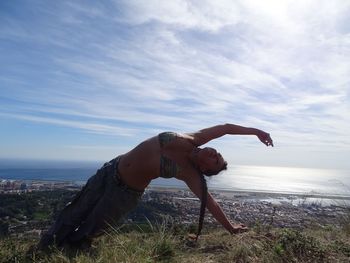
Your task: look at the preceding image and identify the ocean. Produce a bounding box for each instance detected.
[0,159,349,199]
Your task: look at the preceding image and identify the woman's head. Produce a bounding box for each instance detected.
[197,147,227,176]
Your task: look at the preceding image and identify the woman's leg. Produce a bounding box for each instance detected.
[38,159,116,249]
[67,171,141,244]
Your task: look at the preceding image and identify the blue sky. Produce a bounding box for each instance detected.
[0,0,349,169]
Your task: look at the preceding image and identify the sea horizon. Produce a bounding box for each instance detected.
[1,158,349,199]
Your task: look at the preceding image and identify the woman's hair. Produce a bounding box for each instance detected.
[196,174,208,241]
[196,160,227,240]
[203,161,228,176]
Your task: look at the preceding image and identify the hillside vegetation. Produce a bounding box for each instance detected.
[1,219,350,263]
[1,189,350,262]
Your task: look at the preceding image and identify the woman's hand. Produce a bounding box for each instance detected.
[256,129,274,147]
[231,223,249,234]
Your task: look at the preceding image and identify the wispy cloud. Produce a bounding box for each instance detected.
[0,112,137,136]
[0,0,349,166]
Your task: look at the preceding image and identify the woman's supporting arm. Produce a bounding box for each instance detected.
[180,170,247,234]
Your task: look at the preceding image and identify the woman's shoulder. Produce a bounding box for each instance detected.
[158,131,178,147]
[175,164,201,183]
[159,131,196,149]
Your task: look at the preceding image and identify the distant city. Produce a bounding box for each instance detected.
[0,179,81,193]
[1,178,349,239]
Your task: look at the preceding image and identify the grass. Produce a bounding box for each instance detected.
[1,217,350,263]
[32,212,50,221]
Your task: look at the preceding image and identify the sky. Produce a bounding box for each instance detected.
[0,0,349,169]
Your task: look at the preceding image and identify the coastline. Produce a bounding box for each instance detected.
[2,178,350,205]
[148,185,350,206]
[1,179,349,239]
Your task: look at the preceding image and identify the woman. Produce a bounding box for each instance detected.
[38,123,273,249]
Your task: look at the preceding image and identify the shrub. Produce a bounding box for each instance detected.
[274,229,326,262]
[330,240,350,257]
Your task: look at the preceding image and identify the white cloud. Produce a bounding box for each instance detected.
[0,112,137,136]
[1,0,350,167]
[114,0,241,31]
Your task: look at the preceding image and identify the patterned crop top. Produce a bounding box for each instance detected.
[158,132,181,178]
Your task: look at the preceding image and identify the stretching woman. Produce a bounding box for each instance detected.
[38,123,273,249]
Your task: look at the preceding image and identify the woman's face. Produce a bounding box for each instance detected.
[197,147,225,174]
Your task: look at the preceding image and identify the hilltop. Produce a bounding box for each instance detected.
[1,221,350,262]
[0,188,350,262]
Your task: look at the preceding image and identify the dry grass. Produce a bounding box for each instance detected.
[2,219,350,263]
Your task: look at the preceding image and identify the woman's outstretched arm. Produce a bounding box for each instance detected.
[187,123,274,147]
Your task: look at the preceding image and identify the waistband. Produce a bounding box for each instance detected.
[112,155,144,197]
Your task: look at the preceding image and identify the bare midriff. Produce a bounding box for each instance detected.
[118,136,161,191]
